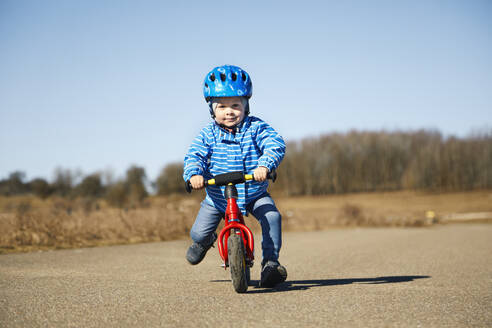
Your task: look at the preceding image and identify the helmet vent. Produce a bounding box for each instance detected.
[220,73,226,82]
[209,74,215,82]
[204,83,209,88]
[241,72,247,81]
[231,73,237,81]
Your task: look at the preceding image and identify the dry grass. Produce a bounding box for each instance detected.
[1,190,491,254]
[0,195,200,254]
[276,190,492,230]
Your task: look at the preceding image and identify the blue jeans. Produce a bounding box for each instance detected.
[190,194,282,262]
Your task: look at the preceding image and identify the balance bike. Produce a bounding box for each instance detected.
[186,170,276,293]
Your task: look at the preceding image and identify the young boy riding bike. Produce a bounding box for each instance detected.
[183,65,287,288]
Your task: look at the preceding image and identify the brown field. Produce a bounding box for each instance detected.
[1,190,491,254]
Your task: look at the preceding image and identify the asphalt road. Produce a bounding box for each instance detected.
[1,224,491,327]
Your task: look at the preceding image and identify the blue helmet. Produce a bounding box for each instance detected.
[203,65,252,102]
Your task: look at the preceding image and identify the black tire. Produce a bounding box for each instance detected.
[228,234,248,293]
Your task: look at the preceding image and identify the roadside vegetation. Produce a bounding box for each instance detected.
[1,129,491,253]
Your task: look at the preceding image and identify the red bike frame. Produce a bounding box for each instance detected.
[217,195,254,267]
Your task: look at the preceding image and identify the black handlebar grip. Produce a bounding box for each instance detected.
[267,169,277,182]
[185,180,192,193]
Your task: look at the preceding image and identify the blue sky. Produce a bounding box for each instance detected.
[1,0,491,182]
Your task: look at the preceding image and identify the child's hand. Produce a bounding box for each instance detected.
[253,166,269,182]
[190,175,205,190]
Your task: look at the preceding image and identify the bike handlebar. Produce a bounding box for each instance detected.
[185,170,277,193]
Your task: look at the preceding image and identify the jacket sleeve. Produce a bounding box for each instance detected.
[255,120,286,171]
[183,128,211,181]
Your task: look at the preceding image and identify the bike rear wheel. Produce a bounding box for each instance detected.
[228,234,248,293]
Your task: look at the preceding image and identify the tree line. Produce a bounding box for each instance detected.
[0,166,149,208]
[1,129,491,203]
[273,129,492,195]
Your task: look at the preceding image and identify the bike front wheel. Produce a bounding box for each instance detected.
[228,234,248,293]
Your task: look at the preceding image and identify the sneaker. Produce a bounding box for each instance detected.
[259,260,288,288]
[186,233,217,265]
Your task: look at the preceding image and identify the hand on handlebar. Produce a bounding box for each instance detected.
[189,175,205,190]
[253,166,269,182]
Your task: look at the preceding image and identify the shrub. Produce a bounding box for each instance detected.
[156,162,186,195]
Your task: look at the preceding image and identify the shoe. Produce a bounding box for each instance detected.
[186,233,217,265]
[259,260,287,288]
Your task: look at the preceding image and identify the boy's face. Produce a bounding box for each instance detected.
[213,97,245,129]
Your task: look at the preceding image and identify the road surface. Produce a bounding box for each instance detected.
[1,224,491,327]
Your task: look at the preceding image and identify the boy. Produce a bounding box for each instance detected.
[183,65,287,288]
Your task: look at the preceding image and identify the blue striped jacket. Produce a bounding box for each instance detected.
[183,116,286,214]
